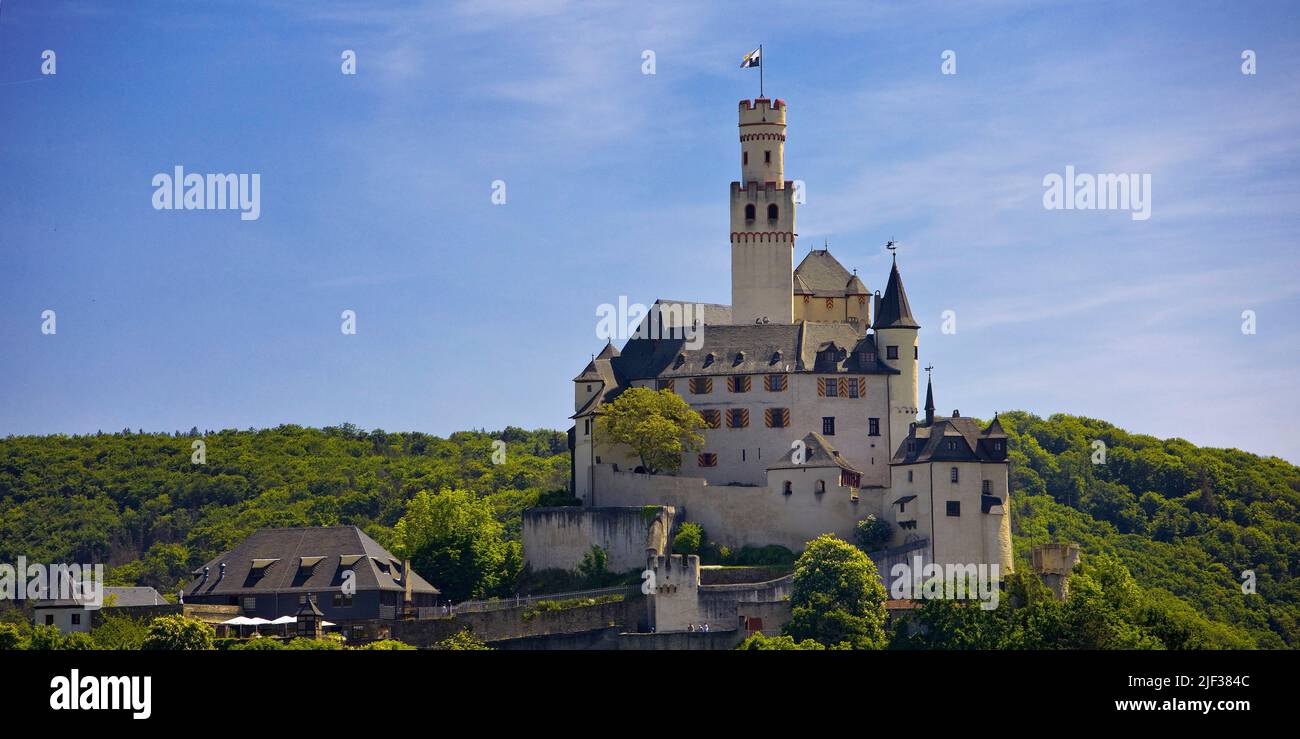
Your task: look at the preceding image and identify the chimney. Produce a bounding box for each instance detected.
[403,558,413,604]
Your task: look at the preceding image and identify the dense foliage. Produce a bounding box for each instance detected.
[0,425,567,597]
[0,413,1295,648]
[595,388,706,473]
[786,534,889,649]
[998,412,1298,648]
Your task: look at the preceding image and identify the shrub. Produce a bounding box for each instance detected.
[536,490,582,507]
[672,523,703,555]
[229,637,286,650]
[0,622,26,650]
[361,639,416,650]
[284,636,343,650]
[62,631,97,650]
[91,613,148,650]
[141,615,215,651]
[854,515,893,552]
[27,624,65,650]
[434,629,490,650]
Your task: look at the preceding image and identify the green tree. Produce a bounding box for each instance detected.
[90,613,148,650]
[0,623,24,650]
[141,615,214,650]
[27,624,65,650]
[394,489,520,602]
[786,534,888,650]
[230,638,285,650]
[595,388,706,474]
[62,631,97,650]
[360,639,416,650]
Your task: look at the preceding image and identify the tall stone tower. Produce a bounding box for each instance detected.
[730,98,795,325]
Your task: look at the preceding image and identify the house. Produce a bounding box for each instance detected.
[34,586,168,634]
[182,526,441,625]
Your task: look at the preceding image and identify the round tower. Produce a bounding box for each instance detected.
[730,98,795,325]
[874,257,920,451]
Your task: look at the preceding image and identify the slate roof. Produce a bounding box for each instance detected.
[874,260,919,330]
[36,586,169,609]
[891,413,1009,464]
[769,432,863,473]
[794,249,856,296]
[607,321,897,383]
[184,526,439,598]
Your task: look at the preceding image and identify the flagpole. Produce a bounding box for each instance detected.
[759,44,764,97]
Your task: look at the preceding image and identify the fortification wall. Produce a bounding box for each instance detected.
[522,506,675,573]
[593,465,865,551]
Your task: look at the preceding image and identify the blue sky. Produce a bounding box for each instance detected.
[1,1,1298,462]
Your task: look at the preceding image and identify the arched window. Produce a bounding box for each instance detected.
[767,204,778,220]
[783,481,792,495]
[744,204,756,221]
[815,479,826,494]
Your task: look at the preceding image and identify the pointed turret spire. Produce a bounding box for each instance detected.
[873,257,919,330]
[924,364,935,425]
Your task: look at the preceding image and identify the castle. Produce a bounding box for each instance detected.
[527,94,1012,590]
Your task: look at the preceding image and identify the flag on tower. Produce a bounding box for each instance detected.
[740,47,761,68]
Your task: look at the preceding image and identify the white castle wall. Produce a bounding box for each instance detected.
[593,464,867,552]
[522,506,676,573]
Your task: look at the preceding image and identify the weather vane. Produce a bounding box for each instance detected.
[885,239,897,262]
[924,364,934,377]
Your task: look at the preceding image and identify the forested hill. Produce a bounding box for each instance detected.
[0,415,1295,647]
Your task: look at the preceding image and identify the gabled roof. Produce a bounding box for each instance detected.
[874,260,919,329]
[794,249,856,296]
[891,413,1008,464]
[184,526,439,598]
[769,432,862,473]
[845,273,868,295]
[36,586,169,609]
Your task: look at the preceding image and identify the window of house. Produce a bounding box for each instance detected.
[765,408,790,428]
[727,409,749,429]
[887,346,899,360]
[702,409,722,428]
[765,374,787,392]
[657,378,675,392]
[824,379,838,397]
[848,380,859,398]
[869,418,880,436]
[783,481,792,495]
[764,150,771,164]
[946,440,958,450]
[907,470,913,483]
[815,480,826,494]
[71,613,81,625]
[743,151,748,166]
[822,417,835,436]
[947,501,961,517]
[744,204,755,221]
[242,596,257,611]
[994,441,1003,451]
[982,480,992,495]
[333,593,354,607]
[950,467,959,483]
[729,376,751,393]
[698,453,718,467]
[584,419,591,435]
[45,615,54,625]
[585,384,591,392]
[907,440,915,452]
[914,346,918,359]
[767,204,778,220]
[689,377,713,394]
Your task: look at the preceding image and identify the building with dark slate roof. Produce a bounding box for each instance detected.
[183,526,440,623]
[543,91,1012,579]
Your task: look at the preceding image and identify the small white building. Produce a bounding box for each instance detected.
[34,586,168,634]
